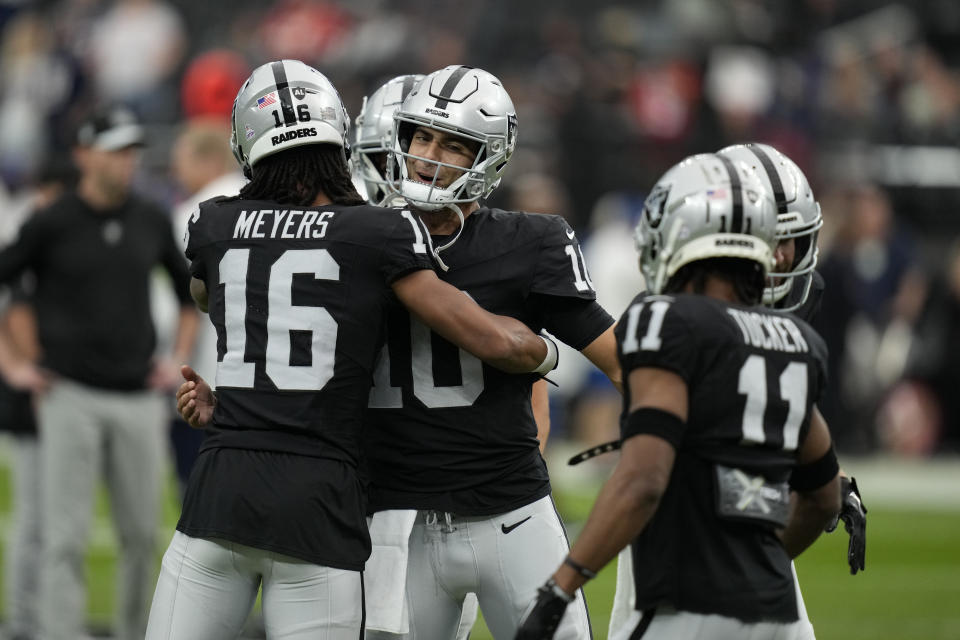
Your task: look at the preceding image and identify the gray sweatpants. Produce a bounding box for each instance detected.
[4,435,41,639]
[37,378,166,640]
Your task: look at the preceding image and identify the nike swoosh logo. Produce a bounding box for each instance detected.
[565,229,575,240]
[501,516,532,534]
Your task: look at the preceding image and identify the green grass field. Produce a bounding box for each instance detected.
[470,507,960,640]
[1,450,958,639]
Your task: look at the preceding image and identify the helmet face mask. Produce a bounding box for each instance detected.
[350,74,424,204]
[634,153,778,297]
[387,65,517,212]
[230,60,350,179]
[717,143,823,311]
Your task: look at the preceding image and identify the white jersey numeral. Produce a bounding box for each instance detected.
[217,249,256,388]
[265,250,339,390]
[217,248,340,391]
[621,300,671,354]
[779,362,808,450]
[564,244,594,292]
[369,310,486,410]
[400,210,428,254]
[738,355,767,444]
[737,355,808,451]
[411,317,484,408]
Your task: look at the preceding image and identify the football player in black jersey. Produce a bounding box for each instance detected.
[718,141,868,588]
[517,153,842,640]
[350,73,490,640]
[604,143,866,638]
[146,60,558,640]
[360,65,620,640]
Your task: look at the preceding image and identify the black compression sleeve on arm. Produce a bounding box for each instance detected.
[789,444,839,492]
[621,407,685,449]
[531,295,614,351]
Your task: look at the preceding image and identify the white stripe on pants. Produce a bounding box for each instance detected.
[146,531,365,640]
[37,379,166,640]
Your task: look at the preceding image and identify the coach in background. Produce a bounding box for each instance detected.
[517,153,841,640]
[0,106,198,640]
[0,156,75,640]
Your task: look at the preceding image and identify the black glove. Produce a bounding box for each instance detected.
[825,476,867,575]
[515,578,574,640]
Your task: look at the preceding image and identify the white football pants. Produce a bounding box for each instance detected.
[609,549,815,640]
[145,531,364,640]
[367,495,591,640]
[611,606,812,640]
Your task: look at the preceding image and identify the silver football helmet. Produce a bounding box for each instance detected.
[230,59,350,179]
[387,65,517,212]
[350,74,425,204]
[717,143,823,311]
[635,153,778,295]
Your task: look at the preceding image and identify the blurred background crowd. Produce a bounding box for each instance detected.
[2,0,959,460]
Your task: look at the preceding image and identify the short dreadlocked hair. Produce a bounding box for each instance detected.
[238,144,365,207]
[664,257,766,306]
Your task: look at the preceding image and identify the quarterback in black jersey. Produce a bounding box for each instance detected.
[518,153,842,640]
[362,66,620,640]
[147,61,556,640]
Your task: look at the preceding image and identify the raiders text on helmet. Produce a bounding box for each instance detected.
[230,59,350,179]
[717,143,823,311]
[388,65,518,212]
[634,153,778,295]
[350,74,424,204]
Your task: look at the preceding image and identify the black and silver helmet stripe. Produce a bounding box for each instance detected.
[747,144,788,214]
[434,66,473,109]
[716,154,744,233]
[271,61,297,127]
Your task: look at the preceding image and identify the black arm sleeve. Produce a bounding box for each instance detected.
[530,294,614,351]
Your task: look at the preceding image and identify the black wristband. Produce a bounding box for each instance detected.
[790,444,839,492]
[563,556,597,580]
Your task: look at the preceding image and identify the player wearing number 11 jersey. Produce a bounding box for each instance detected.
[516,153,841,640]
[145,60,557,640]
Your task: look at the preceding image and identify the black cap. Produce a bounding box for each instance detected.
[76,106,145,151]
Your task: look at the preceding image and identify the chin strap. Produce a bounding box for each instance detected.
[413,203,466,272]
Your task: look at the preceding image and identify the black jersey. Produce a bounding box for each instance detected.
[0,192,193,389]
[364,208,614,515]
[178,197,433,568]
[614,293,828,623]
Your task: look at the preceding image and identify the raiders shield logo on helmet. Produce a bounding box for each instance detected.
[643,183,671,229]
